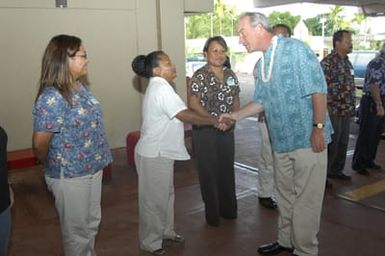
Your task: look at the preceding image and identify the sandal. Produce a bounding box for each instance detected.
[151,248,166,256]
[164,234,185,243]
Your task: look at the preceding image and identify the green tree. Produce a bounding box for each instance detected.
[185,15,211,39]
[305,6,352,37]
[268,11,301,33]
[185,0,238,39]
[327,5,345,33]
[304,16,322,36]
[351,12,366,34]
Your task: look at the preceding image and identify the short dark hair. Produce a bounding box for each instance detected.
[332,30,351,48]
[203,36,228,53]
[272,23,292,37]
[131,50,164,78]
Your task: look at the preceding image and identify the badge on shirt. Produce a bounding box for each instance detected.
[89,97,100,105]
[226,77,236,86]
[350,69,355,76]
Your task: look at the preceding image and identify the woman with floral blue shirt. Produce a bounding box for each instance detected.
[188,36,240,227]
[32,34,112,256]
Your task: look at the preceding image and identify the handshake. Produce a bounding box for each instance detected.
[214,113,235,131]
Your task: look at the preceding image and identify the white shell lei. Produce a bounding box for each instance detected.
[260,36,278,83]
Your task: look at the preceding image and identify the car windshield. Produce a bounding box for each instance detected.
[186,56,206,77]
[348,51,377,79]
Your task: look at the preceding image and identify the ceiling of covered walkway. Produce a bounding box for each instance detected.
[253,0,385,16]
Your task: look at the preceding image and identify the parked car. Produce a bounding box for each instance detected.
[348,50,378,89]
[186,56,206,77]
[349,50,385,139]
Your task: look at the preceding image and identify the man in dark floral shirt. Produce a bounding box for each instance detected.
[321,30,355,180]
[352,43,385,175]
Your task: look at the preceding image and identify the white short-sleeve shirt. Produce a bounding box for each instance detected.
[135,76,190,160]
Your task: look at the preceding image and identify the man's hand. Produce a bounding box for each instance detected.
[217,114,235,131]
[310,128,326,153]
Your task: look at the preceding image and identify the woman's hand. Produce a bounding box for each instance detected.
[217,114,235,131]
[9,184,14,207]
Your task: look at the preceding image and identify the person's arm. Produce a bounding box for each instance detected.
[220,101,263,121]
[369,84,384,117]
[9,184,14,207]
[320,60,333,114]
[217,96,241,131]
[310,93,327,153]
[175,109,218,126]
[32,131,53,163]
[188,94,212,117]
[232,95,240,112]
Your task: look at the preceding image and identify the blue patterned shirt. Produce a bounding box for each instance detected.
[33,84,112,178]
[254,36,332,153]
[363,52,385,97]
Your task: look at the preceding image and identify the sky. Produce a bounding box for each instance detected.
[223,0,385,34]
[224,0,352,18]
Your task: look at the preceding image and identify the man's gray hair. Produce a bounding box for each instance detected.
[239,12,273,33]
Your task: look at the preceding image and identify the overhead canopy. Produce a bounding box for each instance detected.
[253,0,385,16]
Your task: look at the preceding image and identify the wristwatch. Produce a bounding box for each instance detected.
[313,123,324,129]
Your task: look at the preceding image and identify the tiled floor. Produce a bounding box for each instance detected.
[7,118,385,256]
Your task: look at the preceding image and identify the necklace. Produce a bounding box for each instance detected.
[260,36,278,83]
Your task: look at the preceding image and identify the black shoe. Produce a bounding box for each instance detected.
[368,163,382,170]
[356,169,370,176]
[206,219,220,227]
[257,242,293,255]
[220,210,237,220]
[325,179,333,189]
[327,173,351,180]
[258,197,277,209]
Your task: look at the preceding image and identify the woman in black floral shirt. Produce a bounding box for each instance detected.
[188,36,240,226]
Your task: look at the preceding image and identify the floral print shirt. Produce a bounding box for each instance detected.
[189,65,240,116]
[33,84,112,178]
[363,52,385,97]
[321,49,356,117]
[254,36,332,153]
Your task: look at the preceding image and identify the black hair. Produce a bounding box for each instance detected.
[131,50,164,78]
[332,30,351,48]
[272,23,292,37]
[224,55,231,69]
[203,36,228,53]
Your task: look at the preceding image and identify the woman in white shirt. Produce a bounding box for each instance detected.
[131,51,222,256]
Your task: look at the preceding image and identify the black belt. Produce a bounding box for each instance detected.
[192,125,235,133]
[192,125,215,130]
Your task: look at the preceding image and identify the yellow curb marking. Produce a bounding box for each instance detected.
[340,179,385,201]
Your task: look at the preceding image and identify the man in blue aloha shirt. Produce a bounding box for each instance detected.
[220,12,332,256]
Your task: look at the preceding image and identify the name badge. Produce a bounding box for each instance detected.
[90,97,100,105]
[350,69,355,76]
